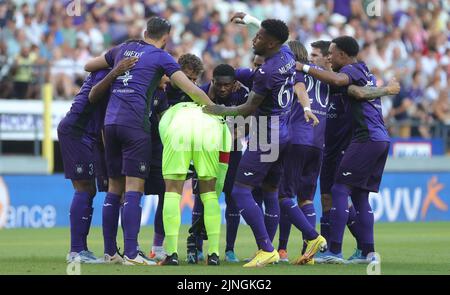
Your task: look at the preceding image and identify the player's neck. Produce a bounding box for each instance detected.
[143,37,163,49]
[263,46,281,59]
[343,57,358,67]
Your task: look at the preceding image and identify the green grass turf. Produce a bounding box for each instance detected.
[1,222,449,275]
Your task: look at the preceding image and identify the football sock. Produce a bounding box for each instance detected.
[329,183,351,254]
[163,192,181,255]
[102,192,121,256]
[122,191,143,259]
[201,191,221,255]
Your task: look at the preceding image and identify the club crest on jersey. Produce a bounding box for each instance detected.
[118,71,133,86]
[75,164,83,175]
[139,162,147,173]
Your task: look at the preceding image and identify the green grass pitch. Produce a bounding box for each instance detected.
[1,222,449,275]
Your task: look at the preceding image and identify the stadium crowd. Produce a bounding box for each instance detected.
[0,0,449,138]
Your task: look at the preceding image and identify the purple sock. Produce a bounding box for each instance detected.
[280,198,318,241]
[83,195,95,251]
[278,212,291,250]
[320,211,331,243]
[262,190,280,242]
[347,205,362,250]
[329,184,351,254]
[351,190,375,256]
[153,193,165,247]
[69,191,91,253]
[122,191,143,259]
[102,192,121,256]
[252,188,264,213]
[233,184,273,252]
[301,203,316,253]
[225,192,240,252]
[192,194,204,252]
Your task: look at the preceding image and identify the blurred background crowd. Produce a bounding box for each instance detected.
[0,0,449,138]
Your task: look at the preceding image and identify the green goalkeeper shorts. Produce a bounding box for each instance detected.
[159,102,231,179]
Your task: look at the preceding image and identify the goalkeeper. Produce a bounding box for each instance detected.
[158,102,231,266]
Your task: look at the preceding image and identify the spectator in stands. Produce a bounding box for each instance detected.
[11,45,37,99]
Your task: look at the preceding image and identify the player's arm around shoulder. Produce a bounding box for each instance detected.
[347,78,401,100]
[203,90,265,117]
[85,54,110,72]
[170,71,215,106]
[296,61,350,87]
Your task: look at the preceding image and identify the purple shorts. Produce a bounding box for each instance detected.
[320,148,345,195]
[234,143,289,188]
[104,125,151,179]
[335,140,390,192]
[58,132,96,180]
[279,144,323,200]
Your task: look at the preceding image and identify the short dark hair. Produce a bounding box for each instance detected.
[146,16,171,40]
[213,64,235,78]
[332,36,359,57]
[261,19,289,44]
[311,40,331,56]
[178,53,204,75]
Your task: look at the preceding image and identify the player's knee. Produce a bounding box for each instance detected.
[125,176,145,193]
[198,177,216,194]
[108,177,125,195]
[73,179,96,197]
[298,199,313,207]
[164,178,184,193]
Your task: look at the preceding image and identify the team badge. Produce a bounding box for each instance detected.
[75,164,83,175]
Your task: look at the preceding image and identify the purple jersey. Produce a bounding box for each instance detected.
[166,83,192,106]
[235,67,257,90]
[104,40,180,131]
[252,45,296,144]
[340,62,390,142]
[58,69,110,142]
[289,65,329,149]
[149,88,169,164]
[324,88,353,153]
[199,82,249,106]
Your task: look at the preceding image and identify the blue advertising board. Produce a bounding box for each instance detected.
[0,173,449,228]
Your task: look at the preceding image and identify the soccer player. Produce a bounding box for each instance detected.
[278,40,327,265]
[296,36,400,263]
[84,16,214,265]
[147,54,205,262]
[58,57,136,264]
[187,64,250,264]
[204,15,295,267]
[158,102,231,266]
[144,76,170,262]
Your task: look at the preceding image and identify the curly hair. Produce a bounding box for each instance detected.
[332,36,359,57]
[261,19,289,44]
[178,53,204,75]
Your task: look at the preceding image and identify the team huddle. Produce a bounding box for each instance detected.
[58,13,400,267]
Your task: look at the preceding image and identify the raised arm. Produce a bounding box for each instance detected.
[203,91,265,117]
[294,82,319,126]
[88,57,138,103]
[230,12,261,28]
[296,62,350,87]
[347,78,401,100]
[170,71,215,106]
